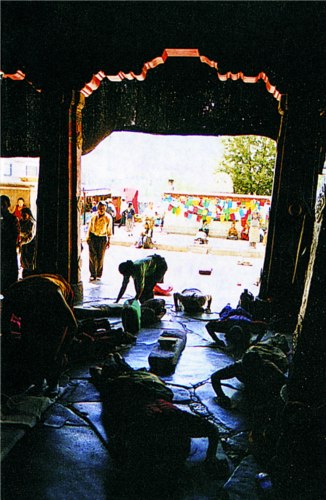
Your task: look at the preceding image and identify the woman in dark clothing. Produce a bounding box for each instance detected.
[0,195,20,293]
[19,207,36,277]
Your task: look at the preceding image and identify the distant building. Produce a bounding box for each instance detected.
[0,158,39,215]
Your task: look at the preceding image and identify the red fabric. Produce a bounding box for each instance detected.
[144,399,179,416]
[123,188,138,213]
[153,284,173,295]
[13,206,25,219]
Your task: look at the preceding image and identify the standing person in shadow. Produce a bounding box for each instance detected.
[19,207,37,278]
[1,195,20,293]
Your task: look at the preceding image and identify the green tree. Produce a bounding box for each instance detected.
[216,136,276,195]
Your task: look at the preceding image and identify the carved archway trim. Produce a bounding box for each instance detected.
[80,48,282,101]
[1,48,282,101]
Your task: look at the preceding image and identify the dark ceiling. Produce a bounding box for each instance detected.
[1,1,326,156]
[2,1,325,91]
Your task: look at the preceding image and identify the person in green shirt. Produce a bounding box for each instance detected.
[115,254,167,304]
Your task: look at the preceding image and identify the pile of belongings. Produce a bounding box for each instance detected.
[69,318,136,362]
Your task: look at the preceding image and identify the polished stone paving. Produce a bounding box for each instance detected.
[2,242,266,499]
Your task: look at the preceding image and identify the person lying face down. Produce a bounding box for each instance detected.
[206,303,268,349]
[208,324,252,358]
[174,288,212,314]
[90,354,229,492]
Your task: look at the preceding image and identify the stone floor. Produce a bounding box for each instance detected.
[2,237,268,499]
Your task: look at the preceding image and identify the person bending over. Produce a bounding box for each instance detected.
[115,254,167,304]
[2,273,78,395]
[211,345,288,409]
[211,344,288,465]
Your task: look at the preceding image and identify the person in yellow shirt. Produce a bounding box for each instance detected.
[86,201,112,281]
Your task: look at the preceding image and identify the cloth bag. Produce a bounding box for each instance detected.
[122,299,141,334]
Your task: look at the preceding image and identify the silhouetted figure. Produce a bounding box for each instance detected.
[211,344,288,408]
[1,195,20,293]
[90,354,229,496]
[211,343,289,464]
[19,207,36,278]
[2,274,78,395]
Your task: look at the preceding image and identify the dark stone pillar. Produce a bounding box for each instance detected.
[260,94,323,327]
[36,90,85,303]
[288,181,326,402]
[272,181,325,499]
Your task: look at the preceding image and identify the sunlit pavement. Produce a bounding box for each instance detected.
[81,227,265,311]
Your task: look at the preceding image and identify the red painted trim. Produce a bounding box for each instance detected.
[1,49,282,101]
[81,49,282,101]
[217,71,282,100]
[1,70,26,80]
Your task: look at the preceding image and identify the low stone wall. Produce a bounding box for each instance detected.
[164,218,243,238]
